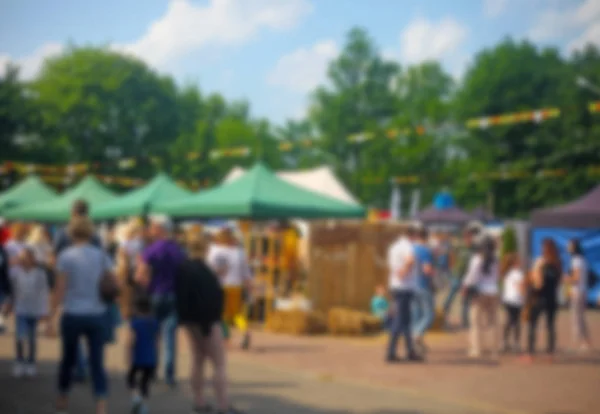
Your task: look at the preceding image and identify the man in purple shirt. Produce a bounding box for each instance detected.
[136,215,185,387]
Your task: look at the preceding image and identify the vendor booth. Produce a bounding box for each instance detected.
[531,184,600,305]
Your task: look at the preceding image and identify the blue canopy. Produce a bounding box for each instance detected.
[433,191,455,209]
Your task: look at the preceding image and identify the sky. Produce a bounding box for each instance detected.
[0,0,598,125]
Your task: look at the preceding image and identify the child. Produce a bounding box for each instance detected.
[502,253,525,353]
[126,296,159,414]
[8,247,50,377]
[371,285,391,329]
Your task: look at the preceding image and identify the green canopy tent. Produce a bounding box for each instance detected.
[0,176,58,213]
[92,173,192,220]
[154,163,366,219]
[4,175,116,222]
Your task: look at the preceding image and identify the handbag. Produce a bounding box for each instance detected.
[99,270,120,304]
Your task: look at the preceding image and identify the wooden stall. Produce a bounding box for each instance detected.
[307,221,403,313]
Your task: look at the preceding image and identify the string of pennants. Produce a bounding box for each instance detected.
[1,102,599,179]
[362,165,600,185]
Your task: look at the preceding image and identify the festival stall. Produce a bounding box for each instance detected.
[415,191,472,228]
[0,175,58,214]
[223,165,360,205]
[531,184,600,305]
[92,172,191,220]
[3,175,116,222]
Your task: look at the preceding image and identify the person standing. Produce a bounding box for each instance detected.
[207,227,253,350]
[385,226,421,363]
[126,296,159,414]
[566,239,593,352]
[412,228,435,356]
[8,247,50,377]
[501,253,525,353]
[443,227,479,328]
[53,199,105,382]
[0,220,11,333]
[51,217,113,414]
[177,236,239,414]
[462,237,500,359]
[136,215,185,387]
[523,238,563,364]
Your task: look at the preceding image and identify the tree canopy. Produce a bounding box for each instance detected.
[1,30,599,217]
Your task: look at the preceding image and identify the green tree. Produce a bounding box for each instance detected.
[33,47,180,176]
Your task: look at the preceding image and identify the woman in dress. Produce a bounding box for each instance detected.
[566,239,593,352]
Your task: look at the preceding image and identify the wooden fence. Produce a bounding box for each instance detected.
[307,222,403,312]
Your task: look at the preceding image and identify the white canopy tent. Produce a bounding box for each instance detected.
[223,165,360,205]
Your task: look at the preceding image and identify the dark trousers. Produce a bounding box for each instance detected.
[58,314,107,398]
[127,365,156,397]
[386,290,415,359]
[503,304,522,347]
[528,299,557,355]
[15,316,38,364]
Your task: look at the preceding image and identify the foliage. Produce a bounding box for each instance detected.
[501,225,518,256]
[0,30,599,216]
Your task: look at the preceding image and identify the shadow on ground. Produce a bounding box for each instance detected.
[0,359,428,414]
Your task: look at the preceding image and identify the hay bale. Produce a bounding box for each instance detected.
[327,307,383,336]
[265,310,327,335]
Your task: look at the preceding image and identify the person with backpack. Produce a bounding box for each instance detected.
[176,235,239,414]
[566,239,593,353]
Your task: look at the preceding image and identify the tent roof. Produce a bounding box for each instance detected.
[156,163,366,219]
[531,184,600,228]
[223,165,359,205]
[0,176,58,213]
[92,173,192,219]
[415,205,473,225]
[4,175,116,222]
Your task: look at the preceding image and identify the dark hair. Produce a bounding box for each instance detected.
[419,228,429,241]
[480,236,497,276]
[405,225,418,238]
[135,295,152,315]
[570,239,583,256]
[542,238,562,271]
[72,199,89,217]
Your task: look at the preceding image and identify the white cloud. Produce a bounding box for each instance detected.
[529,0,600,51]
[267,39,339,93]
[117,0,313,68]
[0,43,63,80]
[483,0,509,18]
[399,17,468,64]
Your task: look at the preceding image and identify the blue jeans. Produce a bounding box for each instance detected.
[16,315,38,364]
[386,290,415,359]
[152,293,177,384]
[443,277,471,327]
[58,314,108,398]
[73,305,120,379]
[413,288,435,337]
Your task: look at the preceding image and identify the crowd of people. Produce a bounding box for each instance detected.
[378,225,594,363]
[0,201,596,413]
[0,200,251,414]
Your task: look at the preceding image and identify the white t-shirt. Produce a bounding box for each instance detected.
[571,256,588,294]
[387,237,416,291]
[463,254,499,296]
[9,266,49,317]
[503,268,524,306]
[206,244,252,287]
[5,240,26,260]
[120,238,143,269]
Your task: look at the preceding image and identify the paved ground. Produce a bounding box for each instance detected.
[0,308,599,413]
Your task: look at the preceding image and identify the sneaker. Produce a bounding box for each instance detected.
[13,363,24,378]
[131,395,142,414]
[25,364,37,377]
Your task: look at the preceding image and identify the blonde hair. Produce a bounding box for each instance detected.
[67,216,95,241]
[187,235,209,259]
[27,225,48,245]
